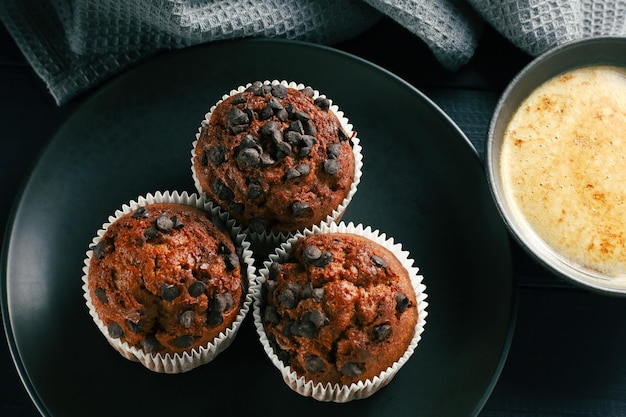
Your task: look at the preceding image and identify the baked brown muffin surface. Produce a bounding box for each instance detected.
[193,81,356,234]
[261,232,418,385]
[87,203,244,355]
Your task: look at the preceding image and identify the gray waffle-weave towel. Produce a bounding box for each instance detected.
[2,1,626,105]
[469,0,626,57]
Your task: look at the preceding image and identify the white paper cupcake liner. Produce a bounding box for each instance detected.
[252,221,428,402]
[81,190,257,374]
[191,79,363,244]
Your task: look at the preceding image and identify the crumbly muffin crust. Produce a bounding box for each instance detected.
[87,203,244,354]
[193,81,355,234]
[261,232,418,385]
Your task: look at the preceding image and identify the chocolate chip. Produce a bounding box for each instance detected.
[207,310,224,326]
[264,279,278,295]
[293,110,310,122]
[303,245,322,263]
[258,105,273,120]
[300,134,317,148]
[288,120,304,135]
[305,354,325,372]
[290,201,312,217]
[301,282,324,301]
[303,246,333,267]
[188,281,206,297]
[373,323,392,341]
[371,255,387,267]
[155,213,174,231]
[396,292,409,313]
[141,335,160,353]
[210,293,233,313]
[338,127,350,142]
[217,241,232,254]
[290,319,316,338]
[237,147,261,167]
[144,226,159,240]
[314,252,333,267]
[298,147,312,157]
[264,305,280,324]
[267,97,283,110]
[230,93,246,105]
[275,141,292,160]
[171,216,184,229]
[108,321,123,339]
[300,87,315,98]
[247,180,263,199]
[286,168,301,180]
[324,158,339,175]
[284,104,295,119]
[179,310,195,329]
[173,335,195,348]
[278,283,300,309]
[270,130,284,146]
[284,130,302,146]
[224,253,239,271]
[211,179,235,201]
[277,349,291,366]
[260,153,275,166]
[161,283,180,301]
[296,163,310,176]
[245,107,255,121]
[240,135,260,151]
[314,97,331,111]
[304,309,328,328]
[302,120,317,136]
[246,81,264,95]
[281,319,294,337]
[268,261,282,279]
[249,217,267,233]
[127,320,142,333]
[207,146,226,165]
[327,143,341,159]
[228,201,244,214]
[276,108,288,121]
[95,288,108,303]
[231,123,248,135]
[132,207,150,219]
[271,84,288,98]
[341,362,363,378]
[227,107,249,131]
[311,287,325,301]
[261,120,279,137]
[93,240,107,260]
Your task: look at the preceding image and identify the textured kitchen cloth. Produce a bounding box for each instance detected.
[0,0,483,105]
[0,0,382,105]
[469,0,626,57]
[2,1,626,105]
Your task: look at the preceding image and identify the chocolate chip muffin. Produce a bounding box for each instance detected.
[84,193,253,372]
[191,80,362,237]
[257,227,424,393]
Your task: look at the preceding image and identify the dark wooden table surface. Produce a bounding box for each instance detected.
[3,17,626,417]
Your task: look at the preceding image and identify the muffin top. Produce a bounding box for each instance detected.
[261,232,418,385]
[193,81,356,235]
[87,203,244,355]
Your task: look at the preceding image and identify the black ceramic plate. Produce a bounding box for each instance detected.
[2,39,515,416]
